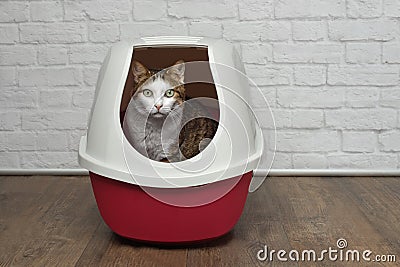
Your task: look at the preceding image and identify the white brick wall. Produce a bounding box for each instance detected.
[0,0,399,170]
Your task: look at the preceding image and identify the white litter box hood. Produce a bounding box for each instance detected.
[78,36,263,188]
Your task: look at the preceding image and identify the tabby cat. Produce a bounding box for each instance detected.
[123,60,217,162]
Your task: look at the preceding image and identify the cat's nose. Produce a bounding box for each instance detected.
[155,104,163,111]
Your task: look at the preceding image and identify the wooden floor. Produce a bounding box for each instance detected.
[0,176,399,266]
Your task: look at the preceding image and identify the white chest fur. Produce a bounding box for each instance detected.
[123,99,183,161]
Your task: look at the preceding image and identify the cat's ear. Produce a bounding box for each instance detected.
[167,60,185,84]
[132,60,149,84]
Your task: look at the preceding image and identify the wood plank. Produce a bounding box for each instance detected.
[187,177,297,267]
[76,194,188,266]
[0,176,399,266]
[97,234,187,267]
[75,220,116,266]
[337,178,400,260]
[0,176,58,266]
[0,176,100,266]
[265,177,395,266]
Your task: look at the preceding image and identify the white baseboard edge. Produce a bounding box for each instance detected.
[0,169,89,176]
[256,169,400,177]
[0,168,399,177]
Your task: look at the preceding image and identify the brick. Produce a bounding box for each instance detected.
[69,45,109,64]
[342,131,376,152]
[68,129,86,151]
[36,132,69,151]
[21,112,49,130]
[293,154,328,168]
[0,1,29,22]
[270,152,292,169]
[0,112,21,131]
[83,66,100,86]
[245,65,291,85]
[380,88,400,108]
[261,21,291,41]
[89,23,120,43]
[64,1,87,21]
[253,108,275,129]
[328,154,397,169]
[277,87,344,108]
[168,0,237,19]
[325,109,397,130]
[292,110,324,129]
[20,152,78,168]
[273,44,343,63]
[0,46,36,66]
[120,22,188,39]
[347,0,382,18]
[294,66,326,86]
[0,152,20,168]
[262,130,278,154]
[19,67,82,87]
[39,90,72,109]
[38,46,68,65]
[329,20,399,41]
[0,68,17,87]
[20,24,87,44]
[270,109,291,129]
[379,131,400,152]
[133,0,167,20]
[241,43,272,64]
[345,88,379,107]
[1,1,399,170]
[346,43,381,63]
[249,86,276,108]
[30,1,63,22]
[239,0,273,20]
[188,22,222,38]
[233,43,242,57]
[0,89,37,108]
[72,90,94,108]
[64,0,132,22]
[276,130,340,152]
[275,0,345,18]
[328,65,398,86]
[1,132,36,151]
[223,22,264,41]
[22,111,88,130]
[394,110,400,127]
[383,43,400,63]
[384,0,400,17]
[292,21,325,41]
[258,89,276,106]
[0,25,18,44]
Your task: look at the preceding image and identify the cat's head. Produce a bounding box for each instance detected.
[131,60,185,118]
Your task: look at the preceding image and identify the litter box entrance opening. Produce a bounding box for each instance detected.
[120,46,220,163]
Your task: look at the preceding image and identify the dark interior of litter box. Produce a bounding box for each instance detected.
[120,46,221,162]
[120,46,219,123]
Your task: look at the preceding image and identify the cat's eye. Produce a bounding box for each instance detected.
[142,89,153,97]
[165,89,175,98]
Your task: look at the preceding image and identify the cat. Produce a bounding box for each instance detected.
[123,60,217,162]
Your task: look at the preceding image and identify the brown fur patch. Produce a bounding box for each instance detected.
[131,60,151,97]
[178,108,218,160]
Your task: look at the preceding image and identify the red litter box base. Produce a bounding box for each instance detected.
[89,171,252,244]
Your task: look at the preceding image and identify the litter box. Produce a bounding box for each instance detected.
[78,36,264,243]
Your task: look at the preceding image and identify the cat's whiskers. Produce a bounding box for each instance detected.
[124,59,217,162]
